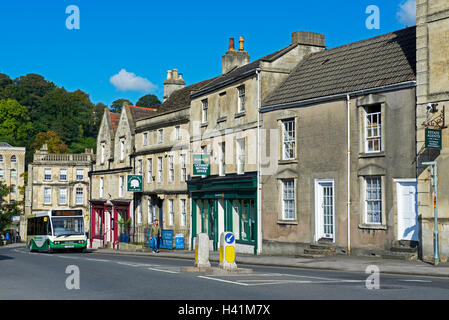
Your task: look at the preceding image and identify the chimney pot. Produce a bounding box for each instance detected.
[239,36,244,51]
[178,73,183,80]
[228,38,235,51]
[172,69,178,79]
[167,70,172,80]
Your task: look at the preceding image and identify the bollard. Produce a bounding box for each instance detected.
[219,232,237,270]
[194,233,211,268]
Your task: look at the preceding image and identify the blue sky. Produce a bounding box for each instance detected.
[0,0,416,106]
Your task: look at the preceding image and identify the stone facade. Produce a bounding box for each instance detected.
[89,104,156,248]
[25,144,93,238]
[0,143,26,237]
[416,0,449,262]
[188,32,325,254]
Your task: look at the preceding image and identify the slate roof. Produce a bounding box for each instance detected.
[138,77,217,121]
[0,142,12,147]
[191,44,299,99]
[263,27,416,108]
[128,105,158,122]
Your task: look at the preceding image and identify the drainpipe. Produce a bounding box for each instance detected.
[256,68,262,255]
[346,94,351,256]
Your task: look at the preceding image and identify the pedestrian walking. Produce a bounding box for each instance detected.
[149,219,161,253]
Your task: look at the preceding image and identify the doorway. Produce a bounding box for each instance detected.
[396,179,418,241]
[315,179,335,242]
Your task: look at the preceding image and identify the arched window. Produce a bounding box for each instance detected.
[11,155,16,163]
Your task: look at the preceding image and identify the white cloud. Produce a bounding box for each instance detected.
[110,69,157,92]
[397,0,416,26]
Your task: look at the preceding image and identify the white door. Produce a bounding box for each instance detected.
[397,181,418,241]
[315,180,335,242]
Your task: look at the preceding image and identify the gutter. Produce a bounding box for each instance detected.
[260,81,416,113]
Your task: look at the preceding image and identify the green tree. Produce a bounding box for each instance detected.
[110,98,132,113]
[0,98,33,146]
[135,94,161,108]
[0,182,21,233]
[30,131,70,154]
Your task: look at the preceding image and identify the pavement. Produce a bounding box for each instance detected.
[3,242,449,278]
[87,245,449,278]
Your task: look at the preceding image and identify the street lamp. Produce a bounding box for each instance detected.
[422,161,439,266]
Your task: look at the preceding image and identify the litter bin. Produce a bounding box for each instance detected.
[175,234,185,249]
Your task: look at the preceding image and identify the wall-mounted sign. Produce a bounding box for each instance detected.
[193,154,210,175]
[425,128,442,150]
[127,174,143,192]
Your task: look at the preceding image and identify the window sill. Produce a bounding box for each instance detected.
[200,122,208,128]
[278,159,298,165]
[234,112,246,119]
[358,223,387,230]
[217,117,227,123]
[277,220,298,225]
[359,152,385,159]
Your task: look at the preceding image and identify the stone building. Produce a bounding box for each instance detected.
[0,142,26,237]
[89,104,156,248]
[25,144,94,237]
[416,0,449,262]
[188,33,325,254]
[134,69,215,249]
[260,27,417,257]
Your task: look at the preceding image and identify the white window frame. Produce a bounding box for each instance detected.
[10,169,17,180]
[138,159,143,175]
[148,158,153,183]
[148,198,156,224]
[180,199,186,227]
[237,85,246,113]
[169,155,174,183]
[282,179,295,221]
[158,129,163,144]
[137,200,142,224]
[158,157,163,183]
[168,199,174,226]
[75,187,83,205]
[143,132,148,146]
[201,99,208,123]
[175,126,180,141]
[282,119,296,160]
[0,155,3,163]
[44,187,51,205]
[0,168,4,179]
[76,169,84,181]
[364,105,382,153]
[59,169,67,181]
[180,154,186,182]
[59,188,67,205]
[11,155,16,163]
[364,176,382,225]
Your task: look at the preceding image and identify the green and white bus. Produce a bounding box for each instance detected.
[27,209,87,253]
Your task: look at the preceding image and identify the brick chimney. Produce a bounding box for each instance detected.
[222,37,250,74]
[291,31,325,48]
[163,68,185,101]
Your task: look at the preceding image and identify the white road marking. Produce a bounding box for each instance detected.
[148,267,179,274]
[401,279,432,283]
[84,258,111,262]
[198,275,249,286]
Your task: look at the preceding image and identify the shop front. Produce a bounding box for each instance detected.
[187,173,258,254]
[90,200,131,248]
